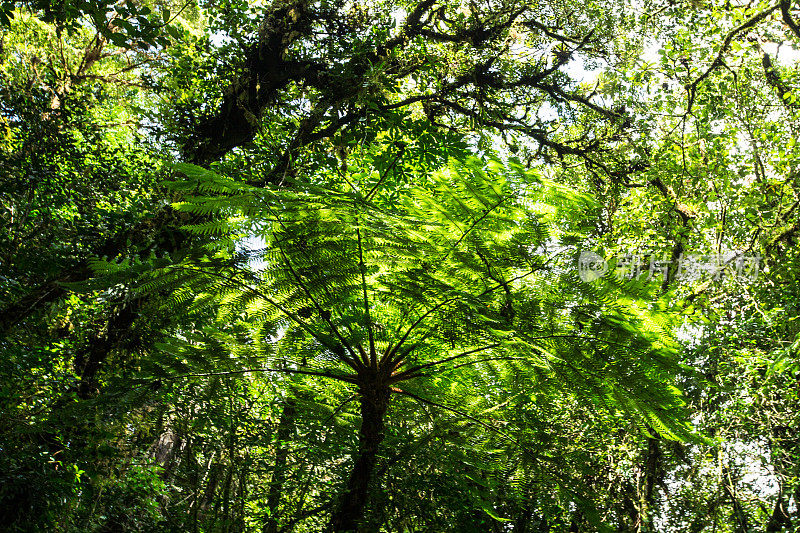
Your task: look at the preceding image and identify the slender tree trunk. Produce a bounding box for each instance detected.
[720,457,750,533]
[263,398,297,533]
[223,400,239,533]
[237,454,249,533]
[74,299,139,399]
[201,462,221,527]
[637,436,661,533]
[329,381,390,532]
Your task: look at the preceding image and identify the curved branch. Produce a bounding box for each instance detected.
[687,3,779,112]
[382,297,460,365]
[391,343,501,381]
[781,0,800,39]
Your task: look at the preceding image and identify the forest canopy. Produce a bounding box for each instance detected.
[1,0,800,531]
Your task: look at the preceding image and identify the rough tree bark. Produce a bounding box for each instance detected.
[328,379,391,532]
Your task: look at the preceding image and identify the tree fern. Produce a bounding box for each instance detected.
[86,152,696,529]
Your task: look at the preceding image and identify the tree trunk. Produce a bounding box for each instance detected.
[637,436,661,533]
[263,398,297,533]
[720,459,750,533]
[74,299,139,399]
[765,487,790,532]
[329,381,390,532]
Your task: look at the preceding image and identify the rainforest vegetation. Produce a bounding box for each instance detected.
[1,0,800,531]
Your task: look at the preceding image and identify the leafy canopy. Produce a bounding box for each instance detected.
[85,147,696,449]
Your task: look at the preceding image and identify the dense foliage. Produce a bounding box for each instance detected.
[1,0,800,531]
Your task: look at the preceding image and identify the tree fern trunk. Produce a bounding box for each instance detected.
[329,381,390,532]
